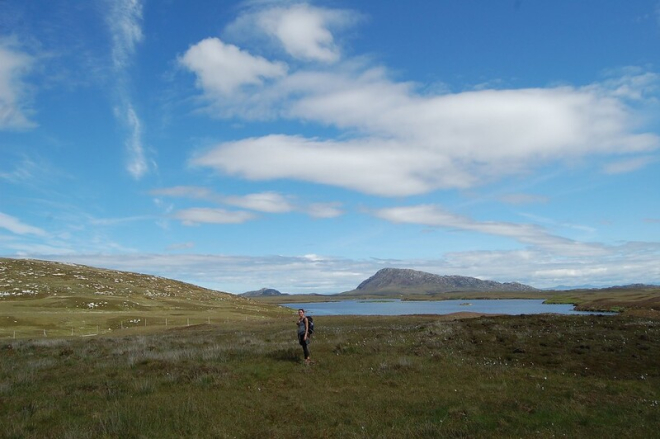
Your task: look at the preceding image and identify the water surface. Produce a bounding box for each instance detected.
[283,299,611,316]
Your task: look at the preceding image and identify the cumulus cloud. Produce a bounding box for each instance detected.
[181,25,659,196]
[180,38,287,96]
[0,41,35,130]
[191,134,449,196]
[247,3,355,63]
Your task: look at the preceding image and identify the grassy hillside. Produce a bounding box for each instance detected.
[0,258,290,339]
[1,314,658,438]
[546,287,660,317]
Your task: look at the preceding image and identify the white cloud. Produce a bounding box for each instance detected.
[105,0,150,179]
[602,155,656,174]
[0,41,35,130]
[184,44,659,195]
[178,2,659,196]
[173,208,256,225]
[0,212,47,236]
[306,202,343,218]
[152,186,343,218]
[251,3,353,63]
[33,241,660,293]
[124,104,148,179]
[374,204,607,257]
[180,38,287,96]
[166,242,195,251]
[500,193,549,205]
[191,134,454,196]
[106,0,144,71]
[152,186,214,200]
[223,192,294,213]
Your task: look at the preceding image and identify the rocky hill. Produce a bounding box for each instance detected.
[342,268,538,296]
[241,288,287,297]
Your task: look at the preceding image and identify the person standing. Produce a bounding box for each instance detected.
[297,309,311,364]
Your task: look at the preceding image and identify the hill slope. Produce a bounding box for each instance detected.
[0,258,290,337]
[342,268,538,296]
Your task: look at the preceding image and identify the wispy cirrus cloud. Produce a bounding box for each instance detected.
[0,39,35,130]
[602,155,657,174]
[105,0,150,179]
[500,193,549,205]
[374,204,607,257]
[106,0,144,71]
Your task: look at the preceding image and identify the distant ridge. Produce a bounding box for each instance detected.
[342,268,538,295]
[241,288,287,297]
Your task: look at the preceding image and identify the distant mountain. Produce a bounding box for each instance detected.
[341,268,538,295]
[241,288,287,297]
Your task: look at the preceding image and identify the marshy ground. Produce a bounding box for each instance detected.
[1,313,658,438]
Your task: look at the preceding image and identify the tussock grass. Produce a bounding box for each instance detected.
[1,314,658,438]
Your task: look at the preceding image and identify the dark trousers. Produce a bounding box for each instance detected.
[298,333,310,359]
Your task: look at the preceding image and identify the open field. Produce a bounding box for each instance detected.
[1,314,659,438]
[1,258,659,437]
[546,288,660,317]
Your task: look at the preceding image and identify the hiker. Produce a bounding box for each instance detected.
[297,309,311,363]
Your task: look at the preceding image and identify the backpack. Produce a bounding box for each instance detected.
[306,316,314,335]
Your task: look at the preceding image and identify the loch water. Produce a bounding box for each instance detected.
[283,299,613,316]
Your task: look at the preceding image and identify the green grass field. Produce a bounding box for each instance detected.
[1,313,658,438]
[2,258,659,437]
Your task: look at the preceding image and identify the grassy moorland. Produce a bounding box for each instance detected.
[0,258,290,339]
[1,314,659,438]
[1,258,659,437]
[545,287,660,317]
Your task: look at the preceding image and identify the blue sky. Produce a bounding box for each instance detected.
[1,0,659,294]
